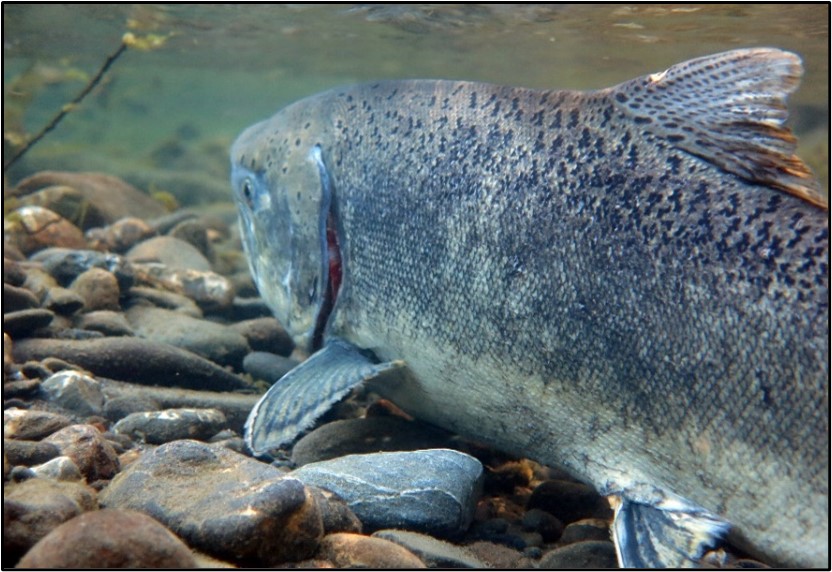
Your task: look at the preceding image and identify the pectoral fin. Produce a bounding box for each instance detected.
[612,495,731,568]
[244,338,405,457]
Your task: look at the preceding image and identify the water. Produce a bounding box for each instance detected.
[3,4,829,200]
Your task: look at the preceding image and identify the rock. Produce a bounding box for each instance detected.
[75,310,134,336]
[292,449,484,536]
[85,216,156,252]
[3,283,39,312]
[3,478,97,564]
[43,424,120,482]
[291,416,455,466]
[3,257,28,286]
[134,264,236,311]
[3,439,61,466]
[538,540,618,569]
[527,479,612,524]
[228,296,273,320]
[4,206,86,255]
[125,306,249,368]
[41,370,106,418]
[43,286,85,315]
[127,235,212,271]
[318,533,426,568]
[127,286,202,317]
[12,337,249,391]
[114,408,228,444]
[464,540,530,569]
[13,171,168,224]
[560,518,611,545]
[3,378,42,399]
[17,508,196,568]
[522,508,565,543]
[243,351,299,383]
[374,529,487,568]
[169,218,214,258]
[99,440,323,565]
[99,378,259,433]
[230,317,294,355]
[308,486,363,535]
[30,455,83,481]
[69,268,121,312]
[2,308,54,338]
[3,408,72,440]
[31,247,135,291]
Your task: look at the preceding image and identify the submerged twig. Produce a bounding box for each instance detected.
[3,39,129,173]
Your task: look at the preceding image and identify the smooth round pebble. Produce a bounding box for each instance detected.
[43,424,120,482]
[41,370,105,418]
[3,439,61,467]
[31,455,83,481]
[3,283,39,312]
[374,529,487,568]
[113,407,228,444]
[3,408,72,440]
[2,308,55,338]
[560,518,611,545]
[69,267,121,311]
[522,508,565,543]
[318,533,426,568]
[127,235,212,271]
[18,509,196,568]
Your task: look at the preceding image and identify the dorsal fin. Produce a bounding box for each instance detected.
[605,48,827,209]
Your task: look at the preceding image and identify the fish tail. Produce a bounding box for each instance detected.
[606,48,826,208]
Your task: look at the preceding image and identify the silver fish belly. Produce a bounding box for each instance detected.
[231,48,828,567]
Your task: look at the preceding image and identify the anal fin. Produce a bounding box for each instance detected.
[244,338,405,457]
[612,495,731,568]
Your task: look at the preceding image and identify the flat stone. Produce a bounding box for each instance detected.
[560,518,611,545]
[134,264,236,311]
[3,378,42,399]
[99,439,323,565]
[243,351,299,384]
[374,529,487,568]
[3,257,28,286]
[3,477,98,564]
[99,378,258,434]
[41,370,106,418]
[69,267,121,312]
[3,283,39,312]
[126,305,249,368]
[2,308,55,338]
[127,286,203,317]
[114,408,228,444]
[291,416,455,466]
[127,235,212,271]
[3,408,72,440]
[3,439,61,466]
[292,449,483,536]
[43,286,85,315]
[460,540,530,569]
[12,337,249,391]
[538,540,618,569]
[231,317,294,355]
[18,508,196,568]
[318,533,426,568]
[43,424,120,482]
[75,310,134,336]
[85,216,156,252]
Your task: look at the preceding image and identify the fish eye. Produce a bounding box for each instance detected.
[242,178,254,208]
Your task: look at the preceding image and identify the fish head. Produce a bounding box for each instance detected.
[230,103,334,352]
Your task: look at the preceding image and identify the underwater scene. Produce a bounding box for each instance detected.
[3,4,829,569]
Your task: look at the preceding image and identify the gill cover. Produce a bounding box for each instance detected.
[231,119,332,351]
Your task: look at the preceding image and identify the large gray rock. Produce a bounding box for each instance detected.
[292,449,484,536]
[99,440,323,565]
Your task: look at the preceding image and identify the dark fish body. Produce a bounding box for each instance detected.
[231,49,828,567]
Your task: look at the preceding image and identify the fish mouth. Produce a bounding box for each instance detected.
[311,210,342,351]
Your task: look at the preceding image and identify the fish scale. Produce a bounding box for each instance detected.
[232,48,828,567]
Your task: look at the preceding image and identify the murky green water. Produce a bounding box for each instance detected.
[3,4,829,201]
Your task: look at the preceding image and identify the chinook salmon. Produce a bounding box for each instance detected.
[231,48,828,567]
